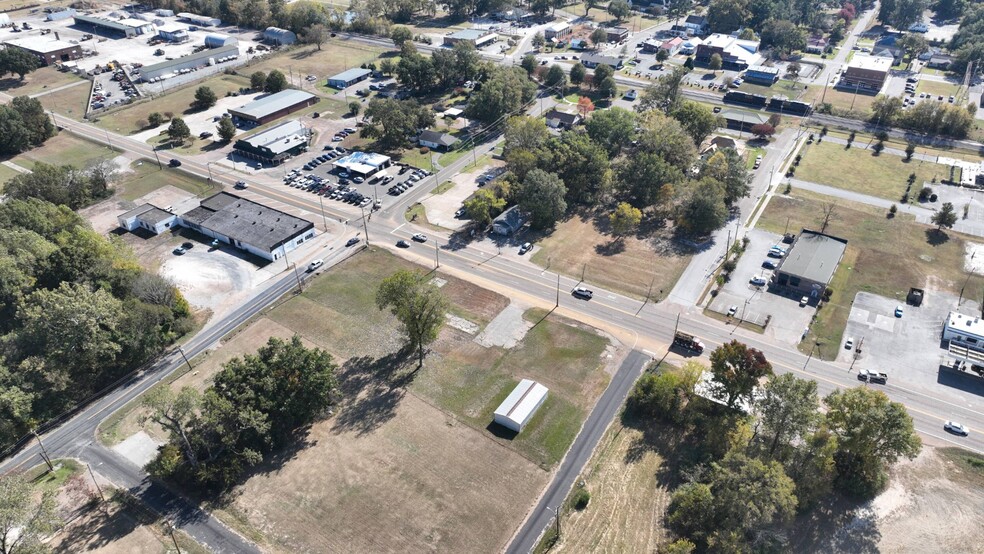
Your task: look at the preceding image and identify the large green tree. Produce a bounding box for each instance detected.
[708,340,773,409]
[265,69,288,93]
[464,66,537,124]
[700,148,749,205]
[637,111,698,173]
[0,474,60,554]
[361,98,435,150]
[4,161,113,209]
[677,178,729,235]
[518,169,567,230]
[167,117,191,144]
[585,107,636,157]
[376,270,449,366]
[615,152,683,208]
[0,47,40,80]
[671,100,720,145]
[757,373,819,459]
[463,188,506,225]
[192,85,218,111]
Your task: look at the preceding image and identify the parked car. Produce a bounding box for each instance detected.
[307,259,324,271]
[895,305,904,317]
[727,305,738,317]
[750,276,767,286]
[519,242,532,254]
[944,421,969,436]
[199,131,213,139]
[172,246,187,255]
[762,260,777,269]
[572,287,594,300]
[800,296,810,306]
[844,337,854,350]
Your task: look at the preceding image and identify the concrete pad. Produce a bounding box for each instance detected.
[475,301,532,349]
[112,431,163,469]
[446,314,480,335]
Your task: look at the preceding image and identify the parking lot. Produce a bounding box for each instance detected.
[709,228,817,344]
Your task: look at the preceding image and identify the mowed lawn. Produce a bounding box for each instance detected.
[0,66,86,96]
[757,188,984,358]
[37,79,92,118]
[796,140,952,200]
[118,161,216,201]
[10,133,117,170]
[242,40,392,88]
[94,74,249,135]
[531,212,693,300]
[801,85,878,115]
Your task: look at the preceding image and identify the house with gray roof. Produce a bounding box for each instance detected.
[417,130,458,151]
[492,206,525,235]
[117,204,178,234]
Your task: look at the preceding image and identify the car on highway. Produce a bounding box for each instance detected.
[169,159,181,167]
[519,242,532,254]
[895,305,904,317]
[572,287,593,300]
[396,239,410,248]
[345,237,361,247]
[307,259,324,271]
[944,421,969,436]
[750,276,767,286]
[234,181,248,189]
[412,233,428,243]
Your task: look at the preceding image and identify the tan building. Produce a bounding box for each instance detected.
[840,54,891,93]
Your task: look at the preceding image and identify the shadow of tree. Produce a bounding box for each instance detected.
[925,228,949,246]
[595,239,626,256]
[788,495,880,553]
[330,345,418,436]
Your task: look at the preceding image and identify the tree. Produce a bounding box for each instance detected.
[598,76,618,99]
[217,117,236,142]
[348,101,361,116]
[532,32,546,50]
[824,387,921,496]
[391,25,414,48]
[0,475,60,554]
[248,70,267,92]
[379,58,396,77]
[585,107,636,157]
[464,67,537,124]
[708,453,797,532]
[879,0,930,30]
[671,100,719,144]
[818,202,838,233]
[569,62,586,88]
[904,142,916,161]
[615,152,683,208]
[708,340,773,409]
[544,64,567,91]
[0,97,54,156]
[143,386,201,467]
[609,202,642,238]
[709,52,723,73]
[521,54,537,75]
[707,0,750,33]
[785,61,802,81]
[584,0,600,16]
[0,47,40,80]
[463,188,506,225]
[544,131,612,204]
[593,62,614,85]
[518,169,567,230]
[750,123,775,139]
[655,48,670,62]
[897,33,928,57]
[760,18,807,56]
[576,96,595,118]
[148,111,165,127]
[932,201,958,230]
[504,115,549,155]
[638,66,688,113]
[700,148,749,205]
[637,111,697,172]
[376,270,449,366]
[167,117,191,144]
[757,373,819,459]
[667,483,716,542]
[677,178,728,235]
[397,52,435,91]
[607,0,632,20]
[192,86,218,111]
[265,69,288,93]
[4,161,113,209]
[362,98,435,151]
[590,27,608,47]
[301,23,329,50]
[871,95,902,125]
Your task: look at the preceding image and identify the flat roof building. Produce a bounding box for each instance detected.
[157,23,190,43]
[3,37,82,66]
[233,119,311,164]
[580,53,623,69]
[544,21,572,40]
[606,27,629,42]
[73,14,155,38]
[177,192,315,262]
[696,34,762,70]
[139,44,238,80]
[493,379,548,433]
[117,203,178,234]
[228,89,317,124]
[333,151,392,177]
[745,65,779,84]
[840,54,891,93]
[327,67,372,89]
[771,230,848,299]
[443,28,497,48]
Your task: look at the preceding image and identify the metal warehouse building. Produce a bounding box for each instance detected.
[3,37,82,66]
[443,28,496,47]
[770,230,847,300]
[228,89,318,124]
[177,192,315,262]
[263,27,296,45]
[327,67,372,89]
[233,119,311,164]
[157,23,190,43]
[204,33,238,48]
[177,12,221,27]
[493,379,548,433]
[139,44,238,80]
[73,14,155,38]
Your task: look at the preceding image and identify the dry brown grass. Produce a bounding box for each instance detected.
[531,211,693,300]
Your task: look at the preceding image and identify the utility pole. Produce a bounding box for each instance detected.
[177,347,193,372]
[434,240,440,268]
[86,463,106,503]
[673,313,680,336]
[319,196,329,231]
[360,206,370,245]
[555,273,560,308]
[32,430,54,472]
[850,336,864,371]
[292,263,303,292]
[581,263,586,282]
[164,521,181,554]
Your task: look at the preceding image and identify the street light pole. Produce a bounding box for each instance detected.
[434,240,440,268]
[318,195,329,231]
[360,206,370,245]
[292,263,303,292]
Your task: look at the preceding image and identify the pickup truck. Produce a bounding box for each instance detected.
[857,369,888,384]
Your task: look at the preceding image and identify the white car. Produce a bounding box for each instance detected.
[411,233,428,243]
[844,337,854,350]
[944,421,969,436]
[750,276,767,286]
[727,305,738,317]
[307,259,324,272]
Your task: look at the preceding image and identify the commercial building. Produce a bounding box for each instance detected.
[263,26,296,45]
[944,312,984,346]
[443,28,497,48]
[233,119,311,164]
[327,67,372,89]
[45,8,76,21]
[139,44,238,81]
[840,54,891,92]
[204,34,238,48]
[117,204,178,234]
[606,27,629,43]
[580,53,623,69]
[679,37,703,55]
[696,34,762,71]
[544,21,571,41]
[3,37,81,66]
[493,379,548,433]
[157,24,190,43]
[228,89,317,124]
[333,151,392,177]
[178,192,315,262]
[770,230,848,299]
[417,129,458,151]
[177,12,221,27]
[73,14,155,38]
[745,65,780,84]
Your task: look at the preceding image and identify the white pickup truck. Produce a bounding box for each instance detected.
[858,369,888,384]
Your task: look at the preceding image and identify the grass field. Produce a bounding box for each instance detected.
[531,211,692,300]
[796,140,951,200]
[737,79,805,99]
[37,80,91,118]
[93,74,249,135]
[239,41,390,92]
[916,79,962,99]
[757,187,984,358]
[801,84,878,115]
[119,162,216,201]
[0,67,86,97]
[10,133,117,171]
[815,128,984,164]
[0,163,23,187]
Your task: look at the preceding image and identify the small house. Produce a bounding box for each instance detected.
[544,108,581,129]
[492,206,525,235]
[417,130,458,151]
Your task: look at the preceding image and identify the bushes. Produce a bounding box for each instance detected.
[572,488,591,510]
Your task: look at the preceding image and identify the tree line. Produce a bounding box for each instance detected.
[628,340,921,552]
[4,160,115,210]
[0,199,194,450]
[869,95,976,139]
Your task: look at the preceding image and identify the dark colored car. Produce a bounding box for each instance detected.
[345,237,361,247]
[572,287,593,300]
[169,159,181,167]
[396,239,410,248]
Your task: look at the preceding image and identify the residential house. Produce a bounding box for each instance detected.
[805,35,828,54]
[492,206,525,235]
[684,15,709,36]
[544,108,582,129]
[417,129,459,151]
[580,53,624,69]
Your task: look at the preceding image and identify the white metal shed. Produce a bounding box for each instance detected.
[494,379,548,433]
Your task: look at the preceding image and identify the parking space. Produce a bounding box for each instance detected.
[709,228,817,344]
[90,69,140,111]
